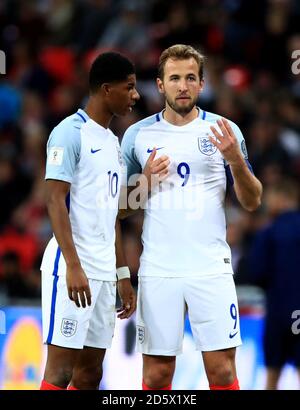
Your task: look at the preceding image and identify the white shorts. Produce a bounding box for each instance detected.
[42,271,116,349]
[136,274,242,355]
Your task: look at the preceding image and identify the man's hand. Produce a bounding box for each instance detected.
[143,148,170,192]
[66,264,91,308]
[209,118,244,166]
[117,278,137,319]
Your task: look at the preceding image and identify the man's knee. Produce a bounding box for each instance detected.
[143,357,175,388]
[209,363,235,385]
[72,365,103,390]
[44,363,73,388]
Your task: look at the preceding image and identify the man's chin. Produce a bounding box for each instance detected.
[174,105,194,116]
[167,99,196,116]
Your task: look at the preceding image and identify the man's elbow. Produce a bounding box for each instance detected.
[243,197,261,212]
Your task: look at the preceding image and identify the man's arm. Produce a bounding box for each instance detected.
[46,179,91,307]
[210,118,262,212]
[115,218,137,318]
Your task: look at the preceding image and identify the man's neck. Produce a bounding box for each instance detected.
[84,97,112,129]
[163,106,199,126]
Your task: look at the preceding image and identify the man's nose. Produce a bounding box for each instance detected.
[178,80,188,92]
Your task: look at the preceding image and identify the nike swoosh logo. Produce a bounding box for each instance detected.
[229,331,238,339]
[147,147,164,153]
[91,148,101,154]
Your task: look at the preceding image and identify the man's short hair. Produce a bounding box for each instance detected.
[158,44,205,81]
[89,52,135,93]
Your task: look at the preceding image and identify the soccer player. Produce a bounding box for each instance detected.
[249,180,300,389]
[121,44,262,390]
[40,52,139,390]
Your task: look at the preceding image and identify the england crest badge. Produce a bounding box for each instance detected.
[198,136,217,156]
[61,318,78,337]
[137,325,145,344]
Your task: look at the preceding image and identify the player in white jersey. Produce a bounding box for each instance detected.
[121,45,262,390]
[40,52,139,390]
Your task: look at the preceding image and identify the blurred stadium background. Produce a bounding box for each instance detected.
[0,0,300,389]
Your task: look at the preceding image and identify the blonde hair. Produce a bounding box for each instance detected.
[158,44,205,81]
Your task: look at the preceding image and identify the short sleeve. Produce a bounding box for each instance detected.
[121,125,142,185]
[226,121,249,164]
[45,121,81,183]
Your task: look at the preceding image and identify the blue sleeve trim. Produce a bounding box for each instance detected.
[225,165,234,186]
[225,160,255,186]
[246,159,254,175]
[65,192,70,212]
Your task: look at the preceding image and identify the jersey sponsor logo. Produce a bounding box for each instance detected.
[147,147,164,153]
[91,148,102,154]
[229,331,238,339]
[61,318,78,337]
[198,137,217,156]
[241,140,248,159]
[137,325,145,343]
[48,147,64,165]
[224,258,230,264]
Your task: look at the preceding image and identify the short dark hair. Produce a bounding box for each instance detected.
[89,52,135,93]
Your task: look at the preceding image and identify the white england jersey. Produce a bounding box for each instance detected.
[121,108,252,277]
[41,109,124,281]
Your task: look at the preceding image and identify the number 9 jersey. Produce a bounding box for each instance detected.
[121,108,252,278]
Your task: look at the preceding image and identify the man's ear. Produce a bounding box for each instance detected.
[199,79,204,93]
[101,83,111,95]
[156,78,164,94]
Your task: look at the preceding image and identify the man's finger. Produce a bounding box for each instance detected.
[126,302,136,318]
[152,159,170,174]
[85,286,92,306]
[68,287,73,301]
[221,118,235,138]
[216,120,229,138]
[147,148,157,162]
[79,290,86,308]
[72,291,80,308]
[153,155,169,166]
[210,125,223,139]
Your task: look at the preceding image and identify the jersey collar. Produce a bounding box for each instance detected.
[76,108,89,123]
[157,106,203,122]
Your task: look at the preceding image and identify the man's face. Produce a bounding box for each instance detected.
[157,58,203,115]
[107,74,140,116]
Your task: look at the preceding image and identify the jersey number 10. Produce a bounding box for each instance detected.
[107,171,118,198]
